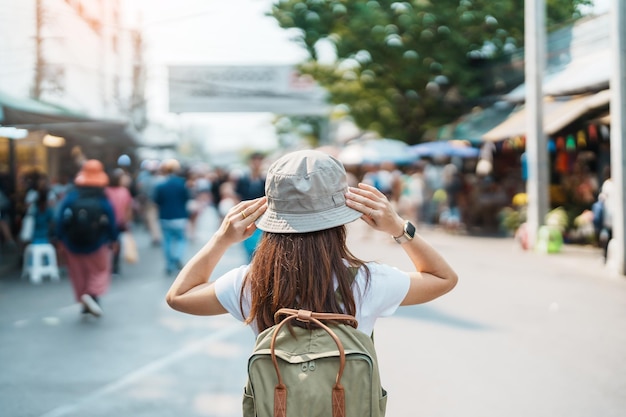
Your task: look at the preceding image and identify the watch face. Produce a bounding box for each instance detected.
[405,221,416,238]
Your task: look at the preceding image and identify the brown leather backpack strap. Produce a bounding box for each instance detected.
[332,384,346,417]
[270,310,350,417]
[270,311,297,417]
[274,308,358,328]
[274,308,298,323]
[270,311,297,386]
[309,311,358,328]
[274,383,287,417]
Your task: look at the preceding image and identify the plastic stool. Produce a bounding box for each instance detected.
[21,243,60,284]
[535,225,563,254]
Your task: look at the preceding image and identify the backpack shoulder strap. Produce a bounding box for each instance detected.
[270,308,354,417]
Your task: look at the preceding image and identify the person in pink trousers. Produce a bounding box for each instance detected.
[55,160,118,317]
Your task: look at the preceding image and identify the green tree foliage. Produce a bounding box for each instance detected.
[270,0,592,143]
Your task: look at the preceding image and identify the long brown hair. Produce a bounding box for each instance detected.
[240,225,370,332]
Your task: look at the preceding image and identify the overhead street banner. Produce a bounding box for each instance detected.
[168,65,330,115]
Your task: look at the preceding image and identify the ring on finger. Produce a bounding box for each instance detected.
[241,210,248,219]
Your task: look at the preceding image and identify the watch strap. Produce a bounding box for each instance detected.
[392,220,415,244]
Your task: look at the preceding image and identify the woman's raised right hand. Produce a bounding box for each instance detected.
[217,197,267,245]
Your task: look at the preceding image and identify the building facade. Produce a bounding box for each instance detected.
[0,0,144,120]
[0,0,146,237]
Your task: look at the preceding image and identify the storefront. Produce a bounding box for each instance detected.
[0,92,141,235]
[479,90,611,242]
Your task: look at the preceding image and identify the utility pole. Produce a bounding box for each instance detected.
[131,29,147,131]
[609,0,626,275]
[31,0,45,99]
[524,0,550,248]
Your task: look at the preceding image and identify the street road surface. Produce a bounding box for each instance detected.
[1,208,625,417]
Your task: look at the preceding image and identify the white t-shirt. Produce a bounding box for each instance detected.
[213,262,411,336]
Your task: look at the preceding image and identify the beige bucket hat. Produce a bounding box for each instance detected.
[256,150,362,233]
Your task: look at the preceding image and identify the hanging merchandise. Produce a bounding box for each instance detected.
[588,124,598,142]
[565,134,576,152]
[555,151,568,174]
[577,130,587,148]
[513,136,524,150]
[568,151,577,172]
[480,142,496,161]
[600,125,610,140]
[556,136,565,150]
[548,138,556,153]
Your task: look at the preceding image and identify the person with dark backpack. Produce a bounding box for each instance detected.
[56,160,118,317]
[166,150,458,416]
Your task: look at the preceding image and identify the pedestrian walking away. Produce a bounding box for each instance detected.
[154,158,191,276]
[136,159,164,246]
[166,149,458,416]
[56,160,118,317]
[235,151,267,261]
[105,168,134,275]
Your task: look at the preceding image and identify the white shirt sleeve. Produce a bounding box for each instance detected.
[353,262,411,335]
[213,265,250,322]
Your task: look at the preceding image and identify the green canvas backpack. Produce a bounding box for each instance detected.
[243,308,387,417]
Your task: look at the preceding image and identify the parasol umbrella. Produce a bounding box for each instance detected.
[410,140,480,159]
[338,138,414,165]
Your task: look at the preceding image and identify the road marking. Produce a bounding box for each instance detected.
[38,323,245,417]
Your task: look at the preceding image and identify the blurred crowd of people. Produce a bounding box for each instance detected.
[0,151,274,317]
[0,145,615,315]
[1,150,521,267]
[351,157,514,235]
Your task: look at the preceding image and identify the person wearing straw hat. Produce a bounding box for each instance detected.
[56,160,118,317]
[166,149,457,337]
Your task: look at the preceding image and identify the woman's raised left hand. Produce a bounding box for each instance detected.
[345,183,405,237]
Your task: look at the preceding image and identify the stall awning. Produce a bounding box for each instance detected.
[504,14,611,102]
[482,90,610,142]
[0,91,140,146]
[439,102,516,144]
[589,112,610,126]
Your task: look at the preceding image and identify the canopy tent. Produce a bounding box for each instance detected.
[505,13,610,102]
[589,112,610,126]
[433,102,516,144]
[338,138,414,165]
[505,49,610,102]
[482,90,610,142]
[410,140,480,159]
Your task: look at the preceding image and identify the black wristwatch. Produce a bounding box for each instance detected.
[393,220,416,244]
